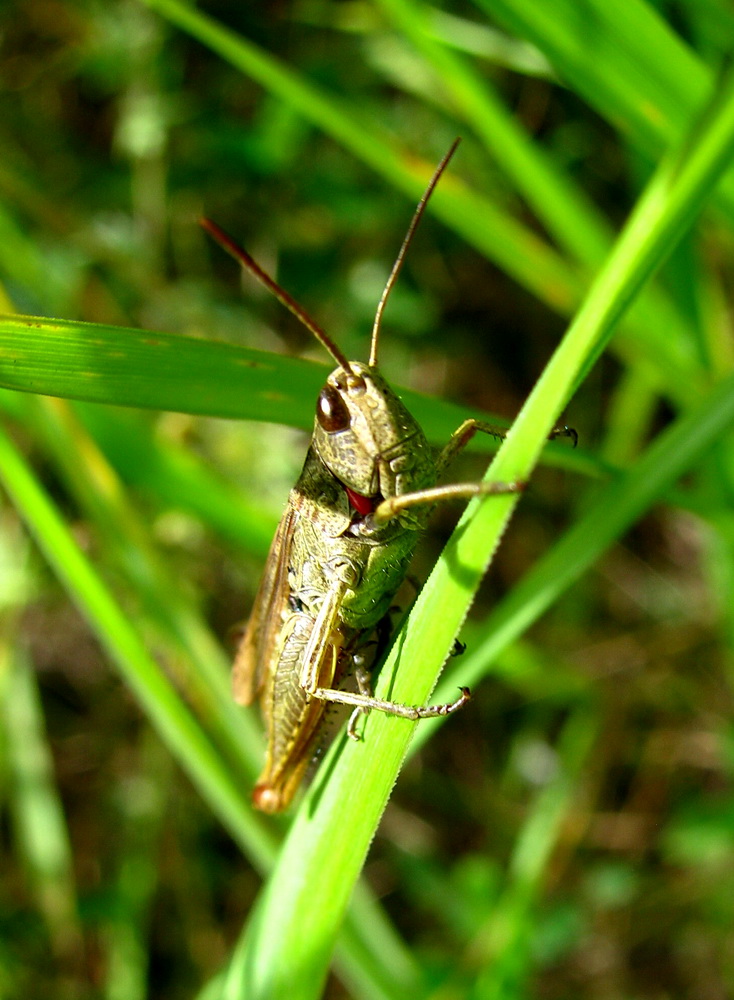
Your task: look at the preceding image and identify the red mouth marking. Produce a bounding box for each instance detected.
[345,486,378,516]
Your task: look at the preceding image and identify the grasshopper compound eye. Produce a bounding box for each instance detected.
[317,384,351,432]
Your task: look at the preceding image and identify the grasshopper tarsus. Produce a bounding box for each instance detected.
[456,686,471,705]
[434,686,472,715]
[550,424,578,447]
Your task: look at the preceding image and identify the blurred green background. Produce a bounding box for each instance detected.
[2,1,734,998]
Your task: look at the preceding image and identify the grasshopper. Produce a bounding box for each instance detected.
[203,142,571,812]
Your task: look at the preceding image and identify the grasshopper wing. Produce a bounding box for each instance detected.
[254,580,350,812]
[232,504,297,707]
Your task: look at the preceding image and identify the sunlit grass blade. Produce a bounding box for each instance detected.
[0,643,83,959]
[426,366,734,736]
[0,313,589,477]
[0,314,324,426]
[477,0,705,146]
[0,422,276,871]
[20,394,263,776]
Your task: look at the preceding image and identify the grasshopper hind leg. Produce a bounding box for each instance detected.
[340,679,471,741]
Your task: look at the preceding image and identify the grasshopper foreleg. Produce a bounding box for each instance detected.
[434,418,506,477]
[435,418,576,477]
[372,416,577,524]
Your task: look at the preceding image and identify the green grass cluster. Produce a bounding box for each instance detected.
[2,2,734,998]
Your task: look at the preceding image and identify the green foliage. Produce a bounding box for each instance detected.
[1,2,734,999]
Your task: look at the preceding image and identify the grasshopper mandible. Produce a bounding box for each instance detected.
[203,141,563,812]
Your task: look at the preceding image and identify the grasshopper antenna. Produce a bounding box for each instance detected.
[369,138,461,368]
[200,217,354,375]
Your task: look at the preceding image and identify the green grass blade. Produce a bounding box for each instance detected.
[0,422,275,871]
[477,0,734,219]
[424,365,734,736]
[376,0,610,266]
[0,643,83,959]
[0,313,590,478]
[477,0,705,148]
[75,404,278,558]
[21,394,263,776]
[0,314,325,426]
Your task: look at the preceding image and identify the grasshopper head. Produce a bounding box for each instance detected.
[313,361,435,513]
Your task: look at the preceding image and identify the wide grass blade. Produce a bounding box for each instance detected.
[0,314,588,477]
[0,315,324,426]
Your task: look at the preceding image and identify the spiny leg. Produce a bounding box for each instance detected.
[306,683,471,741]
[435,418,576,477]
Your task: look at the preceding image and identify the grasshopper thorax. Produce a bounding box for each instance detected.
[312,361,435,511]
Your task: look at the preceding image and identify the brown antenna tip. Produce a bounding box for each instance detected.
[201,217,353,374]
